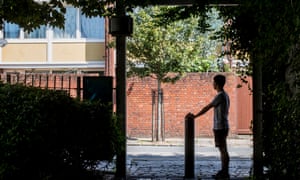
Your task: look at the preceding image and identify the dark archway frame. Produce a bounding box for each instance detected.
[112,1,262,178]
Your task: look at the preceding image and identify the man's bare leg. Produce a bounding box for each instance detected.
[219,146,230,173]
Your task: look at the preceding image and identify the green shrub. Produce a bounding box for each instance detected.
[263,82,300,179]
[0,83,123,180]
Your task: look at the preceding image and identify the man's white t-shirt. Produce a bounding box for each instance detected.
[211,90,230,130]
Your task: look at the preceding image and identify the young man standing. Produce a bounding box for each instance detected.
[188,74,230,179]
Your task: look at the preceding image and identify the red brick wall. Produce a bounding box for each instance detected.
[127,72,252,138]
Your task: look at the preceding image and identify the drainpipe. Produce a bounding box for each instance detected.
[104,17,110,76]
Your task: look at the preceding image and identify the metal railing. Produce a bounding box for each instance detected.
[0,73,99,99]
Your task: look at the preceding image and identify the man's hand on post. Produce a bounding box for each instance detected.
[185,112,195,120]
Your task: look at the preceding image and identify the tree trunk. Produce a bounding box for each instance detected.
[157,80,162,141]
[152,90,156,142]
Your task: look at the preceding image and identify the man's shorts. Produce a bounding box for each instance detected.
[213,129,229,147]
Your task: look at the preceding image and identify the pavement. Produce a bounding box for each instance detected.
[125,135,253,180]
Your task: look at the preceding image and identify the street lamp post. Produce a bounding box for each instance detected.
[109,0,133,178]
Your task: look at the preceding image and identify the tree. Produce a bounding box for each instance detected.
[0,0,120,31]
[0,0,214,31]
[1,0,62,31]
[0,0,183,31]
[127,6,223,75]
[126,6,222,141]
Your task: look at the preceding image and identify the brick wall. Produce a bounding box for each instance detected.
[127,72,252,138]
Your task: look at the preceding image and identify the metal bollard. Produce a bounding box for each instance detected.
[184,114,195,178]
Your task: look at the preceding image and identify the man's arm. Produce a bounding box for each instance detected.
[194,103,214,119]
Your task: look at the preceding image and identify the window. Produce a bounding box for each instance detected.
[25,26,46,38]
[81,15,105,39]
[53,7,76,38]
[4,22,20,38]
[5,22,46,39]
[3,7,105,40]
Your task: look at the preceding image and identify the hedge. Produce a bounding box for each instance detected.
[0,83,123,180]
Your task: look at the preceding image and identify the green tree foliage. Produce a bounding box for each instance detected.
[127,6,223,81]
[0,0,116,31]
[0,0,172,32]
[0,0,64,31]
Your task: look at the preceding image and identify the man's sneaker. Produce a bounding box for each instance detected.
[212,170,230,179]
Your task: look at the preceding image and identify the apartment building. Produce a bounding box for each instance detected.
[0,6,114,76]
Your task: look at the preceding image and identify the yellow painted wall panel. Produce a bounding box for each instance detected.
[85,43,105,61]
[2,43,47,62]
[52,43,85,62]
[2,42,106,63]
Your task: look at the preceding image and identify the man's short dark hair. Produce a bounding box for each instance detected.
[214,74,226,88]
